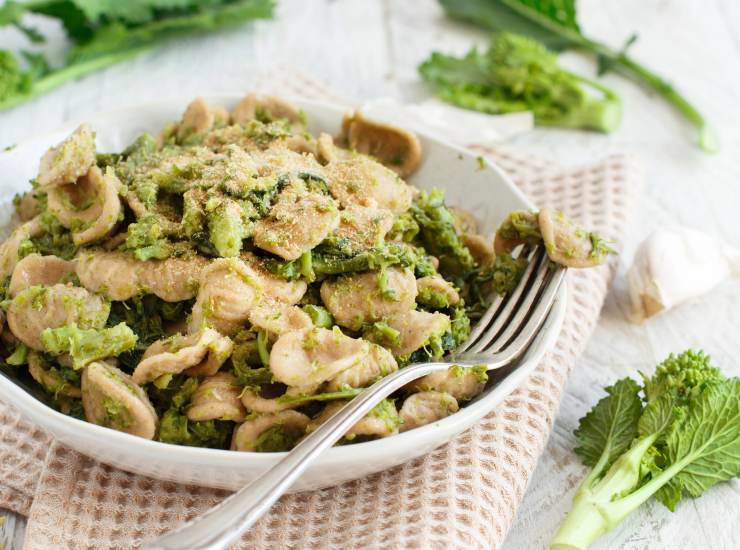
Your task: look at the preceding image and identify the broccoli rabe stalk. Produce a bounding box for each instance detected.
[41,322,138,369]
[419,32,621,133]
[551,350,739,550]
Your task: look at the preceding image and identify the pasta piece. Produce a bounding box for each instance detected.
[132,328,233,384]
[416,275,460,307]
[37,124,96,188]
[254,148,326,182]
[176,97,229,142]
[463,233,495,266]
[538,208,609,268]
[188,258,263,335]
[409,368,487,402]
[81,361,158,439]
[339,110,422,178]
[75,251,207,302]
[333,204,394,254]
[242,253,308,304]
[15,191,41,221]
[8,254,74,297]
[47,166,122,245]
[320,267,417,330]
[494,211,541,255]
[232,94,305,129]
[186,372,246,422]
[0,217,43,278]
[325,155,413,214]
[325,342,398,391]
[231,410,310,452]
[316,133,353,165]
[269,327,368,386]
[449,206,480,235]
[248,302,313,337]
[7,284,109,350]
[399,391,458,432]
[27,351,82,398]
[253,180,339,261]
[384,309,451,357]
[308,399,400,439]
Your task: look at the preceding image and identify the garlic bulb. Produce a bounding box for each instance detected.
[627,226,740,322]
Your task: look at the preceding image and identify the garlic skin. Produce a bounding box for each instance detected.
[627,226,740,322]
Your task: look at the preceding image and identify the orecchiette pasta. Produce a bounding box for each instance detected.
[0,94,611,451]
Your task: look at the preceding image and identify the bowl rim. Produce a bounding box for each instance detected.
[0,95,565,470]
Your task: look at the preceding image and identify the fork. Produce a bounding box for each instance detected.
[144,245,566,550]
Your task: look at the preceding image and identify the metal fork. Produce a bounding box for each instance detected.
[144,245,566,550]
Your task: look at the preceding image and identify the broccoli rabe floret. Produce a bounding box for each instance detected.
[491,253,527,295]
[159,410,233,449]
[411,188,475,277]
[206,198,247,257]
[122,215,172,261]
[253,424,303,452]
[41,322,138,369]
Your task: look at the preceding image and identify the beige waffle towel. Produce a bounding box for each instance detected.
[0,72,641,549]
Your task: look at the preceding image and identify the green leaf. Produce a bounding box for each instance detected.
[440,0,582,50]
[663,378,740,500]
[574,377,643,470]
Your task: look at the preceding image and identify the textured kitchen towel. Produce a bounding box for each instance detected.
[0,69,641,550]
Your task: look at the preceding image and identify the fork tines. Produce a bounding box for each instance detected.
[456,245,565,359]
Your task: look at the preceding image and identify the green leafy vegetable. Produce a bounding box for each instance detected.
[420,32,621,132]
[437,0,717,152]
[551,350,738,549]
[0,0,275,111]
[41,322,138,369]
[411,188,476,277]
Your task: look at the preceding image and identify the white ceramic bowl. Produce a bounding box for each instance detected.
[0,97,566,491]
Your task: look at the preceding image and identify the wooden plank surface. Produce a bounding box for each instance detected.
[1,0,739,548]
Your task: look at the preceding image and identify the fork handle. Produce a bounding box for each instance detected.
[143,360,476,550]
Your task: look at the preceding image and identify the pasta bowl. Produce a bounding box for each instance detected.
[0,96,566,491]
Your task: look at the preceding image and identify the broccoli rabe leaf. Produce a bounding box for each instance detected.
[573,377,643,470]
[41,322,138,369]
[159,409,232,449]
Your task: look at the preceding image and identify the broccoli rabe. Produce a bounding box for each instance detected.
[419,32,621,133]
[206,198,247,257]
[411,188,476,277]
[0,1,275,111]
[552,350,739,550]
[491,253,527,295]
[41,322,138,369]
[122,215,172,261]
[151,376,232,448]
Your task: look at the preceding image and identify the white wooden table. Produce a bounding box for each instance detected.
[1,1,739,548]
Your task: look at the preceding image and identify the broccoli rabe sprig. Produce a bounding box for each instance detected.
[0,0,275,111]
[552,350,739,549]
[419,32,622,133]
